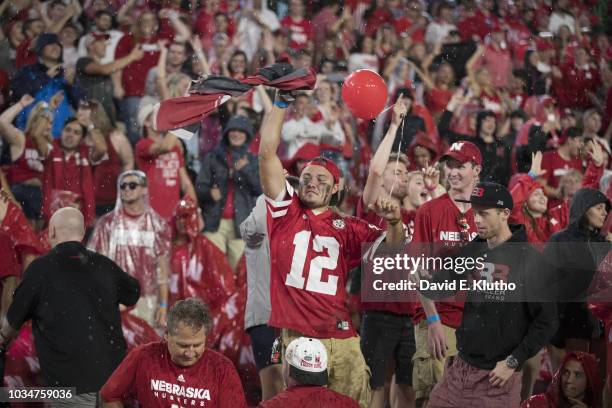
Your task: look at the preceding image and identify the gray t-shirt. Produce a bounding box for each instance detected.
[75,57,116,122]
[240,195,272,329]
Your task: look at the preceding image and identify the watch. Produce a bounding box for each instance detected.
[505,355,519,370]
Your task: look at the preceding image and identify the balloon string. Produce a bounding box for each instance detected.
[388,114,405,199]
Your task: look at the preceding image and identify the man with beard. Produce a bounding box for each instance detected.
[357,96,440,408]
[421,182,557,407]
[89,170,171,330]
[411,141,481,407]
[259,90,406,408]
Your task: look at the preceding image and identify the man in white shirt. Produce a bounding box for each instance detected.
[281,94,344,159]
[425,2,456,48]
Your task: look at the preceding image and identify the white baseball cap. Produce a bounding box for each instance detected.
[285,337,329,386]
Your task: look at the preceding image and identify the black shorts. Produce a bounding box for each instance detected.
[360,310,415,389]
[247,325,279,370]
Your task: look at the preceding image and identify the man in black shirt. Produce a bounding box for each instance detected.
[0,207,140,407]
[419,182,558,407]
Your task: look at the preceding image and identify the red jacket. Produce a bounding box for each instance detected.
[522,351,602,408]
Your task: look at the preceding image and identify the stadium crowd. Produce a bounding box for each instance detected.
[0,0,610,405]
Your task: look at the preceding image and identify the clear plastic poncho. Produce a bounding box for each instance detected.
[88,170,171,297]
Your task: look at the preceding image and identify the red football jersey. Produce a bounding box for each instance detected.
[411,193,477,327]
[266,182,382,338]
[136,139,184,220]
[356,196,416,315]
[101,342,246,408]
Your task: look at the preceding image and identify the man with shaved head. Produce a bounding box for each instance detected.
[0,206,140,407]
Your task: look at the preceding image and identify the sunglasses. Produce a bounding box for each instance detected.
[120,182,141,190]
[457,213,471,243]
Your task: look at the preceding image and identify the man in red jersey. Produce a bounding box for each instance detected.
[259,337,359,407]
[259,89,405,408]
[411,140,481,406]
[101,298,246,408]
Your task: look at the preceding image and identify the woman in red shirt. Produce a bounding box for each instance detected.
[114,10,161,144]
[0,94,53,227]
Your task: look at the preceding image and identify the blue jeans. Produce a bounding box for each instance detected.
[120,96,142,145]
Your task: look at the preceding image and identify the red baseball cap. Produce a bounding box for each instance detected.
[441,141,482,165]
[301,157,342,184]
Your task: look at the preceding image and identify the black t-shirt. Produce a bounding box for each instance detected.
[7,241,140,394]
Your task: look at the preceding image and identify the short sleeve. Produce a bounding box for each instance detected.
[264,180,300,223]
[346,218,382,269]
[217,358,247,408]
[110,257,140,306]
[100,345,141,402]
[6,259,44,330]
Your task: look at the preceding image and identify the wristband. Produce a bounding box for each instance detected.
[426,315,441,324]
[274,100,289,109]
[159,302,168,308]
[527,171,537,180]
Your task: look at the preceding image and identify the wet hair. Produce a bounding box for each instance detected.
[387,153,410,168]
[167,298,212,336]
[63,117,87,136]
[118,169,148,187]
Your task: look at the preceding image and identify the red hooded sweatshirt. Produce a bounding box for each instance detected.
[508,160,603,245]
[522,351,602,408]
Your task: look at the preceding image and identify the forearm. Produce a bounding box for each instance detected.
[0,102,26,128]
[31,131,51,158]
[385,221,405,243]
[0,276,17,319]
[111,70,123,90]
[168,14,192,41]
[0,316,19,347]
[158,258,170,305]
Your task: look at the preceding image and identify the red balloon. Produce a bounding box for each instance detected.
[342,69,388,119]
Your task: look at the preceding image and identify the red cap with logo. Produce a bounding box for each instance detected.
[440,141,482,165]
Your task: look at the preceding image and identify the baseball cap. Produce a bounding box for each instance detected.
[301,156,342,185]
[137,103,156,128]
[285,337,329,386]
[440,141,482,166]
[456,182,513,210]
[34,33,61,55]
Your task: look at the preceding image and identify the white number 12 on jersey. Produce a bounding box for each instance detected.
[286,230,340,295]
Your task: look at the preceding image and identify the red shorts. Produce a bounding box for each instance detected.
[428,355,522,408]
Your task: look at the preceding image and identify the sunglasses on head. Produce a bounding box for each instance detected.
[120,182,141,190]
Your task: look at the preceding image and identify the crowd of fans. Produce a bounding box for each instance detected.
[0,0,611,405]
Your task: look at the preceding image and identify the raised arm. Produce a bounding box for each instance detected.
[258,93,290,199]
[362,96,406,208]
[0,95,33,152]
[83,46,143,76]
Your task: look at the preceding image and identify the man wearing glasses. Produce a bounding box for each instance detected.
[410,141,481,406]
[89,170,172,331]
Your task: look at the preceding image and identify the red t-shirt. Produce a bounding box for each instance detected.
[555,63,601,110]
[259,385,359,408]
[280,16,313,50]
[136,139,184,220]
[411,193,477,327]
[541,150,583,190]
[8,138,45,185]
[265,182,382,338]
[114,34,160,97]
[101,342,247,408]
